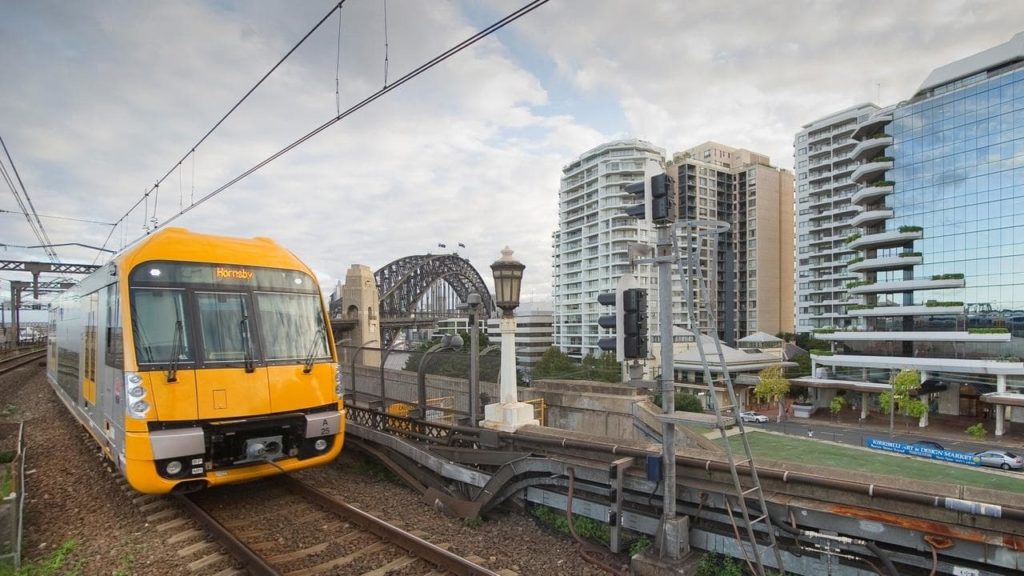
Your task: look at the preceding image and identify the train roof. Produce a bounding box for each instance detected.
[118,227,313,275]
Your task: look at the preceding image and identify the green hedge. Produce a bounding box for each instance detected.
[898,225,923,233]
[899,251,922,257]
[846,280,875,289]
[931,273,964,280]
[968,327,1009,334]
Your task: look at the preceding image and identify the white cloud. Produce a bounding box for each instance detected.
[1,0,1022,313]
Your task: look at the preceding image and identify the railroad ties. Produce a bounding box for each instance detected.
[175,475,507,576]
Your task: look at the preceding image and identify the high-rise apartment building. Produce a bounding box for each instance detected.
[800,32,1024,435]
[552,139,663,359]
[552,139,793,362]
[669,143,795,343]
[794,104,880,332]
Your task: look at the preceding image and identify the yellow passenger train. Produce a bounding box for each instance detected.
[46,228,344,494]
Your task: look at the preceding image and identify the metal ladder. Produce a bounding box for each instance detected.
[673,220,783,576]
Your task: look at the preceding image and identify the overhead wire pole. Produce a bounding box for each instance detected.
[140,0,551,234]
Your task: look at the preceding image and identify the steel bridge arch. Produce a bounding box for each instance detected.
[375,254,494,345]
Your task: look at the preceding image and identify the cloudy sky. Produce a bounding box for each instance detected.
[1,0,1022,316]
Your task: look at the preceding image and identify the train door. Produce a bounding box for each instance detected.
[100,283,125,446]
[194,291,271,419]
[82,292,99,412]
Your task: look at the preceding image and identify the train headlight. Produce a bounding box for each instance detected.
[165,460,182,475]
[127,373,143,385]
[314,439,328,451]
[334,365,343,397]
[129,400,150,418]
[128,385,145,398]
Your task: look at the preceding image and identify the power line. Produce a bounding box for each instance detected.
[0,208,115,226]
[148,0,549,235]
[0,134,60,263]
[97,0,349,256]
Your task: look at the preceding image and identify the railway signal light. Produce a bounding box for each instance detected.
[596,283,648,361]
[621,172,675,225]
[650,173,675,225]
[597,291,621,358]
[622,288,648,359]
[623,181,646,219]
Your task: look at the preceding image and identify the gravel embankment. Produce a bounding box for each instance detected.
[2,365,624,575]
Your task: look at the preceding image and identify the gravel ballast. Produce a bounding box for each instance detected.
[2,365,624,575]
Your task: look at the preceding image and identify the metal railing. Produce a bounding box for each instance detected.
[0,422,25,569]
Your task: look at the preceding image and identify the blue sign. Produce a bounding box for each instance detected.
[865,438,979,466]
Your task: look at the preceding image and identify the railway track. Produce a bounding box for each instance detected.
[0,348,45,376]
[179,475,502,576]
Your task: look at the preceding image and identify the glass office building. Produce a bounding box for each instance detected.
[800,33,1024,435]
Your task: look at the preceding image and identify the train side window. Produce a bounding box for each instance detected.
[105,284,123,368]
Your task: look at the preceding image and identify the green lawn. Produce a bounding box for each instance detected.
[723,432,1024,494]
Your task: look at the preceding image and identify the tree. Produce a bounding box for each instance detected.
[580,352,622,383]
[531,347,578,380]
[829,395,846,423]
[880,369,926,432]
[753,364,790,423]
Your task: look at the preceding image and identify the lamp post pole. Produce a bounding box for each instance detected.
[482,247,538,431]
[466,293,482,425]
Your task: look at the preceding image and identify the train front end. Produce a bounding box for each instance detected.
[118,230,344,494]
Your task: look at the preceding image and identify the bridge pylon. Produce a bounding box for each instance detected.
[340,264,381,367]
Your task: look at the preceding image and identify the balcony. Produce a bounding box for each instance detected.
[849,208,894,227]
[850,136,893,162]
[847,304,964,317]
[814,331,1010,343]
[848,277,966,295]
[851,160,893,184]
[851,110,893,140]
[851,183,894,206]
[848,254,922,273]
[849,229,922,250]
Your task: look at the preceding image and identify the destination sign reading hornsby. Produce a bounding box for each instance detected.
[215,267,254,281]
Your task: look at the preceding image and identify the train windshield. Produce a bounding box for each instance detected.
[129,261,331,369]
[131,288,194,364]
[196,292,254,363]
[255,292,330,361]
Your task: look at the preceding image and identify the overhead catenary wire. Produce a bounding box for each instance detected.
[96,0,349,258]
[0,208,115,226]
[0,133,60,263]
[146,0,550,234]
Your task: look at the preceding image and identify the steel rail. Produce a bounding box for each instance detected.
[179,475,499,576]
[276,475,501,576]
[0,349,45,376]
[176,494,280,576]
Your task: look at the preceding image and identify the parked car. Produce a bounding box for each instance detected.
[740,411,769,423]
[910,440,945,451]
[975,450,1024,470]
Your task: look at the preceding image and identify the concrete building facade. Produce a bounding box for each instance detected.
[552,139,663,360]
[797,32,1024,434]
[669,142,795,343]
[553,139,793,367]
[794,104,881,333]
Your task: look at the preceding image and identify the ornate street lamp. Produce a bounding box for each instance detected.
[482,247,538,431]
[491,247,525,317]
